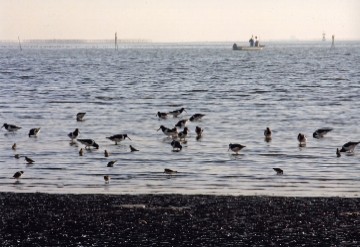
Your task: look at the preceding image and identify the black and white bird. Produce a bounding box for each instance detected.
[297,133,307,146]
[2,123,21,132]
[13,171,24,179]
[168,107,186,118]
[264,127,272,139]
[157,112,168,119]
[171,140,182,151]
[195,126,204,139]
[77,139,99,149]
[106,134,131,145]
[107,160,117,167]
[130,145,139,152]
[175,119,188,129]
[164,168,178,174]
[228,143,246,154]
[29,128,41,137]
[157,125,178,137]
[25,156,35,164]
[68,128,80,141]
[189,113,205,122]
[313,128,333,139]
[104,175,110,184]
[273,168,283,175]
[76,112,86,121]
[339,141,360,153]
[178,127,189,140]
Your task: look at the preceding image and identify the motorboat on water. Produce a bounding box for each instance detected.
[232,43,264,51]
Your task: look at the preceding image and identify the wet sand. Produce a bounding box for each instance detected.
[1,193,359,246]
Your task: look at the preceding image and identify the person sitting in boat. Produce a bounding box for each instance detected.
[254,36,259,47]
[249,35,254,47]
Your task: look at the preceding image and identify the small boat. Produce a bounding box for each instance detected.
[232,43,264,51]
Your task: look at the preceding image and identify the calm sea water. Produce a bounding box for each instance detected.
[0,41,359,197]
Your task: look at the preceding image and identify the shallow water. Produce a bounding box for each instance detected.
[0,41,359,196]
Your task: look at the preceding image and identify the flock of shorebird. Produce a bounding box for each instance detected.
[3,108,360,183]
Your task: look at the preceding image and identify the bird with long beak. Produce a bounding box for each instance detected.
[339,141,360,153]
[106,134,131,145]
[2,123,21,132]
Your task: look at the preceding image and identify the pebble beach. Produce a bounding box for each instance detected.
[1,193,360,246]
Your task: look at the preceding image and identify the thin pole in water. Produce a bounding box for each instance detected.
[115,32,118,51]
[18,36,22,51]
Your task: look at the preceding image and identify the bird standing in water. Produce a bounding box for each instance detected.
[106,134,131,145]
[2,123,21,132]
[25,156,34,164]
[13,171,24,179]
[297,133,307,147]
[168,108,186,118]
[130,145,139,152]
[29,128,41,137]
[68,128,80,142]
[76,112,86,121]
[104,175,110,184]
[273,168,283,175]
[228,143,246,154]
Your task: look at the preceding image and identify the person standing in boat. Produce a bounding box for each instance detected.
[249,35,254,47]
[254,36,259,47]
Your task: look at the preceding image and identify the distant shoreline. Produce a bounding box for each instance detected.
[1,39,359,44]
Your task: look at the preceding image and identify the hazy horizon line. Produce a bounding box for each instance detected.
[1,38,359,44]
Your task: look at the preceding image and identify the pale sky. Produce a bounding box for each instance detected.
[1,0,359,42]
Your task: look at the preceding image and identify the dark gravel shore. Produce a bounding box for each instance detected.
[1,193,359,246]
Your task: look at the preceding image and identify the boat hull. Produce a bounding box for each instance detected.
[233,43,264,51]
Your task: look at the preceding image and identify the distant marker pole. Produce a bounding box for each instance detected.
[18,36,22,51]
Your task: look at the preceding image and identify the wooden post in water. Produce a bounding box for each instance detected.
[331,35,335,49]
[115,32,118,51]
[18,36,22,51]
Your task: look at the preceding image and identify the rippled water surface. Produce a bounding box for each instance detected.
[0,41,359,196]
